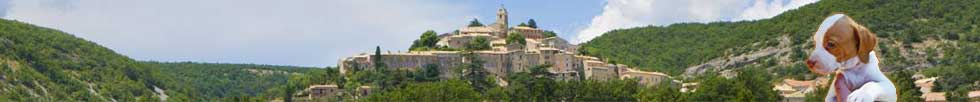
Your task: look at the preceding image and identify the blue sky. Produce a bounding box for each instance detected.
[457,0,606,39]
[0,0,817,67]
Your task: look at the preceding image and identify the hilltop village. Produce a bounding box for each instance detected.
[299,6,677,99]
[338,6,673,84]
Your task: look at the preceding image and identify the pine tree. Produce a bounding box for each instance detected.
[527,19,537,28]
[889,70,922,102]
[468,19,484,27]
[460,50,491,92]
[373,46,385,71]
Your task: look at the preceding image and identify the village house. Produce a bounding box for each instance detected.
[303,85,341,99]
[337,6,672,86]
[295,85,374,100]
[774,79,819,102]
[916,77,947,102]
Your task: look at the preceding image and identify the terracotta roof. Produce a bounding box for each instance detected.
[783,79,816,87]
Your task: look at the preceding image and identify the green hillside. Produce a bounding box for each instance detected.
[580,0,980,100]
[0,19,163,101]
[0,19,333,101]
[138,62,335,101]
[580,0,980,75]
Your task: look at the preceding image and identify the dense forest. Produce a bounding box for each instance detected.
[581,0,979,75]
[138,62,333,101]
[580,0,979,101]
[0,18,336,101]
[1,18,162,101]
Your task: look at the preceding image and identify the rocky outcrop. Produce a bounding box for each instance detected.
[684,35,792,77]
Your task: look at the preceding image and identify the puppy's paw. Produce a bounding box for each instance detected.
[847,91,875,102]
[848,84,883,102]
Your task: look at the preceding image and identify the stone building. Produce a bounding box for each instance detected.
[337,6,672,86]
[773,79,821,102]
[303,85,341,99]
[620,68,672,86]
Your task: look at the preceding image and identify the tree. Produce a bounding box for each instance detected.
[459,51,493,92]
[468,19,484,27]
[732,68,781,102]
[410,30,440,51]
[636,80,685,102]
[556,79,639,101]
[421,30,439,46]
[542,30,557,38]
[500,71,558,101]
[688,68,780,102]
[529,64,553,78]
[464,37,490,50]
[284,84,295,102]
[373,46,386,71]
[506,32,526,46]
[527,19,537,28]
[284,74,309,102]
[365,80,483,101]
[923,63,980,101]
[689,74,736,101]
[414,64,441,82]
[377,69,413,91]
[888,70,922,102]
[518,23,528,27]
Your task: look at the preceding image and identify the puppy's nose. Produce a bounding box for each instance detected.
[806,60,816,68]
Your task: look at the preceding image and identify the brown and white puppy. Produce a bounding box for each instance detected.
[805,14,897,102]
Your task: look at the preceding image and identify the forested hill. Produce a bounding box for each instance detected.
[137,61,335,101]
[0,19,332,101]
[580,0,980,76]
[0,18,164,101]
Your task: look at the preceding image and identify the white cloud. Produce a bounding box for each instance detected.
[574,0,819,43]
[4,0,475,67]
[739,0,820,20]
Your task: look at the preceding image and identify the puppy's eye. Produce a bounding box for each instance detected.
[825,42,836,49]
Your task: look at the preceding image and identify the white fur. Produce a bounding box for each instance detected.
[810,14,897,102]
[814,14,845,46]
[822,53,897,102]
[810,14,847,74]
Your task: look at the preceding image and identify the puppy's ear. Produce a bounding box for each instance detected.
[852,22,877,63]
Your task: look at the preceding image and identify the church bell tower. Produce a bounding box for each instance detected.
[495,5,508,37]
[496,6,508,28]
